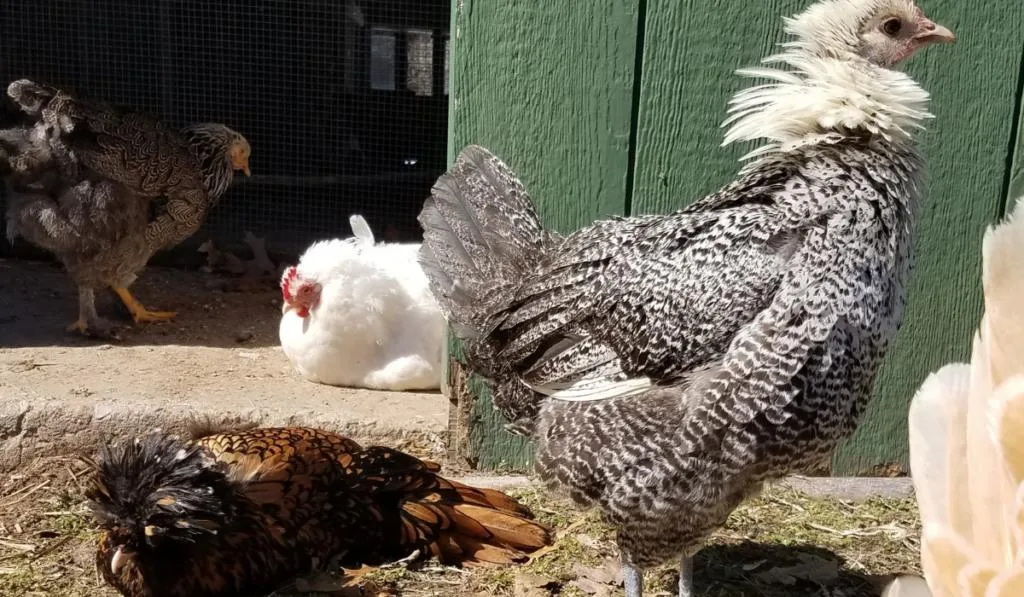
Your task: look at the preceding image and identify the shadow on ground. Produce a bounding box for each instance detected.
[692,541,904,597]
[1,257,282,348]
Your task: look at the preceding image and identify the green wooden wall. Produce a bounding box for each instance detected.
[446,0,1024,473]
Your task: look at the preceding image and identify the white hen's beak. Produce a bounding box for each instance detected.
[914,18,956,45]
[110,546,129,575]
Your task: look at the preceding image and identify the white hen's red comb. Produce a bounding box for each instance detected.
[281,266,298,301]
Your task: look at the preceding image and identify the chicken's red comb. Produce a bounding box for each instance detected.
[281,266,298,301]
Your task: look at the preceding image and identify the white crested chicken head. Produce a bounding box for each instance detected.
[723,0,955,163]
[883,197,1024,597]
[787,0,955,67]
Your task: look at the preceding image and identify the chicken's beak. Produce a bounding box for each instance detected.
[110,546,130,575]
[913,19,956,45]
[231,151,251,176]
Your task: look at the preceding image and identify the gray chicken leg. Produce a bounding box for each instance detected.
[623,562,643,597]
[678,554,694,597]
[68,287,121,340]
[623,555,694,597]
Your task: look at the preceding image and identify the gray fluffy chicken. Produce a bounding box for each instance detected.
[418,1,954,596]
[2,80,250,338]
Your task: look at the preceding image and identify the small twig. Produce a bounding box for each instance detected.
[0,538,36,552]
[28,534,73,561]
[0,480,50,509]
[65,464,82,489]
[417,565,471,575]
[378,548,422,569]
[805,521,909,540]
[767,494,807,513]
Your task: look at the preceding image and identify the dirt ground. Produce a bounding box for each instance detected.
[0,456,922,597]
[0,257,925,596]
[1,256,286,349]
[0,257,448,469]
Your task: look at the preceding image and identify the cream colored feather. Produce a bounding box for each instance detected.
[887,196,1024,597]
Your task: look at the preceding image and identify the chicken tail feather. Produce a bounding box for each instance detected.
[401,476,552,567]
[417,145,550,350]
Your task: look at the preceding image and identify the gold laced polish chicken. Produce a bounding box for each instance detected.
[86,425,552,597]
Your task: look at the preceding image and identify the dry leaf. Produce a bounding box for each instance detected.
[569,559,623,596]
[573,559,623,585]
[570,577,613,596]
[514,572,559,597]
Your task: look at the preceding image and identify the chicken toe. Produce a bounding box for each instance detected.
[66,317,123,340]
[112,287,176,324]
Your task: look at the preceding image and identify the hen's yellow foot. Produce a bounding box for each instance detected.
[66,319,88,334]
[111,287,177,324]
[131,309,177,324]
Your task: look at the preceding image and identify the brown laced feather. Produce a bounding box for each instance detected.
[90,426,551,597]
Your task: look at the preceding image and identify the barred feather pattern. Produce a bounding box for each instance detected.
[2,80,247,326]
[421,133,921,567]
[416,0,943,581]
[6,79,248,252]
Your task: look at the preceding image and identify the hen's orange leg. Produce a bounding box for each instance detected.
[111,287,176,324]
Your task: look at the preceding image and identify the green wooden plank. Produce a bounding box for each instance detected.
[631,0,800,207]
[446,0,641,470]
[1005,42,1024,213]
[629,0,1024,473]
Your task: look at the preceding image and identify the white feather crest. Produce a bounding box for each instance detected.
[722,0,931,166]
[722,49,931,163]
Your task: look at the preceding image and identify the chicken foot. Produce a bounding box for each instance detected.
[621,555,693,597]
[111,287,176,324]
[67,287,122,340]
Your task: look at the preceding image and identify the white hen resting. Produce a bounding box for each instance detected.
[881,196,1024,597]
[279,215,444,391]
[418,1,953,596]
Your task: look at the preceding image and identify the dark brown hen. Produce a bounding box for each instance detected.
[86,426,552,597]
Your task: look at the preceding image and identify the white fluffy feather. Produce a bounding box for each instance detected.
[279,215,445,391]
[894,195,1024,597]
[722,0,931,165]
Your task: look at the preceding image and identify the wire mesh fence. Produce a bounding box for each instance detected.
[0,0,450,260]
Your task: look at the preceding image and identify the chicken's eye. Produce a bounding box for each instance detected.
[881,17,902,37]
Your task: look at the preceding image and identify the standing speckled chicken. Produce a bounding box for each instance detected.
[2,79,250,338]
[87,425,551,597]
[418,1,954,596]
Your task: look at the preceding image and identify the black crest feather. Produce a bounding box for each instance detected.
[86,434,238,547]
